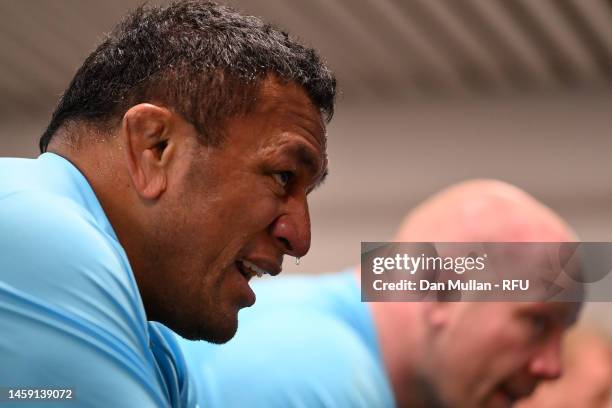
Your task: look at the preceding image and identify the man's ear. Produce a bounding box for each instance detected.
[122,103,175,200]
[423,302,452,331]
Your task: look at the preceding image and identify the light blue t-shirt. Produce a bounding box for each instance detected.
[0,153,197,407]
[178,271,395,408]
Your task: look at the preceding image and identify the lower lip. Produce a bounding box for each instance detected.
[235,263,256,307]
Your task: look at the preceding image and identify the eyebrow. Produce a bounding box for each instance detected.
[291,143,328,192]
[524,303,577,325]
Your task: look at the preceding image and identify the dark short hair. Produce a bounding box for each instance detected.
[39,1,336,152]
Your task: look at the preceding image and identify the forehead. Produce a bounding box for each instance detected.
[217,78,326,151]
[253,78,326,143]
[210,77,329,184]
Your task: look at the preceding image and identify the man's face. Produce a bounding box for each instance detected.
[146,79,327,342]
[424,302,580,408]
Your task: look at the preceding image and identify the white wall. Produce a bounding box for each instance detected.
[2,90,611,330]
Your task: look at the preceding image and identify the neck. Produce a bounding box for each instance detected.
[51,138,167,323]
[48,140,144,272]
[369,300,430,407]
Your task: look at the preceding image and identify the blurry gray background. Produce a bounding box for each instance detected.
[1,1,611,327]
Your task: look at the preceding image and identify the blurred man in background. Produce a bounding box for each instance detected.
[178,179,581,408]
[0,1,335,407]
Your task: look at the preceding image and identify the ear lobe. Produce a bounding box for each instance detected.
[423,302,451,330]
[138,148,168,199]
[122,103,173,200]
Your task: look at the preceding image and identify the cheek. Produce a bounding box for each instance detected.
[224,191,281,233]
[216,178,280,224]
[472,328,537,394]
[195,193,281,267]
[449,325,531,387]
[173,171,282,268]
[485,324,534,362]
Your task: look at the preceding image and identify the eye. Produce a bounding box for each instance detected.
[272,171,294,188]
[529,314,551,337]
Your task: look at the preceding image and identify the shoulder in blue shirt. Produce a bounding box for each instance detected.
[0,153,196,408]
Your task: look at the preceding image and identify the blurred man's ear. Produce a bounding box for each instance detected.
[423,302,452,331]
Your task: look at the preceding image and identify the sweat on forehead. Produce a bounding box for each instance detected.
[396,179,575,242]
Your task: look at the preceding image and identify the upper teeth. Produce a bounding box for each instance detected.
[242,260,271,278]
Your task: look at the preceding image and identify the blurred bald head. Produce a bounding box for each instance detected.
[396,179,575,242]
[373,179,580,408]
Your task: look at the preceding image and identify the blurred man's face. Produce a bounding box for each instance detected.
[144,79,327,343]
[424,302,580,408]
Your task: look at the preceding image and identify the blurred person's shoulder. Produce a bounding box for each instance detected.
[185,284,394,408]
[178,269,394,407]
[250,270,374,341]
[251,269,360,309]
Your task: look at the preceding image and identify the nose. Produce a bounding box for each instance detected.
[269,196,311,257]
[529,334,563,381]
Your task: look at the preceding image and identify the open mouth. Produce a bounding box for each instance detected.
[489,388,515,408]
[236,259,274,280]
